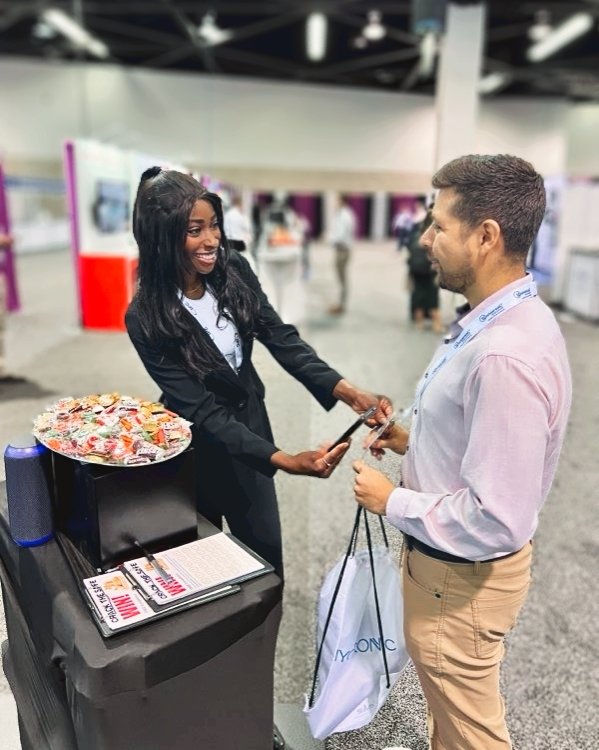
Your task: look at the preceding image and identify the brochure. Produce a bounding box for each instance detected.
[81,532,272,637]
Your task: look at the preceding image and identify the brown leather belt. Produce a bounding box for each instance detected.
[404,534,519,564]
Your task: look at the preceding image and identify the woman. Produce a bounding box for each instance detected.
[406,210,443,334]
[125,168,389,578]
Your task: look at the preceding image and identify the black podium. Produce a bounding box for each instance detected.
[0,484,282,750]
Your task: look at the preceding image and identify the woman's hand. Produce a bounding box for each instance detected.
[270,441,350,477]
[352,460,394,515]
[332,379,393,424]
[366,422,410,459]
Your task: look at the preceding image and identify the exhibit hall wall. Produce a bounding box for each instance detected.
[2,56,599,304]
[0,57,576,184]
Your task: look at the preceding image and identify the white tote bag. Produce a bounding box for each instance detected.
[304,507,410,740]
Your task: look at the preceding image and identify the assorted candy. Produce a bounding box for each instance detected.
[32,393,192,466]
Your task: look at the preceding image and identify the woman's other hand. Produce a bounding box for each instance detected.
[332,379,393,424]
[270,441,350,477]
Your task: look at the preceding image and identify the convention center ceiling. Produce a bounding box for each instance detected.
[1,1,599,100]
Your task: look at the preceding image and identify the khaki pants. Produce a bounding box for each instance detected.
[402,543,532,749]
[333,242,350,308]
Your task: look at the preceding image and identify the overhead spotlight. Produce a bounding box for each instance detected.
[32,20,57,40]
[478,72,511,95]
[352,35,368,50]
[306,12,327,61]
[41,8,110,59]
[197,11,233,46]
[527,12,593,63]
[528,9,552,42]
[363,10,386,42]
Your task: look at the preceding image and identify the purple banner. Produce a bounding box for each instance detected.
[0,163,21,312]
[345,195,369,238]
[289,194,318,238]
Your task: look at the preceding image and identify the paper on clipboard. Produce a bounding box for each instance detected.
[123,532,268,605]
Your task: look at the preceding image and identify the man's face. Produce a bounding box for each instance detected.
[420,189,476,296]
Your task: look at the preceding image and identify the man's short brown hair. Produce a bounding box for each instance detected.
[432,154,546,257]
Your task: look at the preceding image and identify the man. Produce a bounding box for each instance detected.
[392,205,414,250]
[329,194,356,315]
[224,195,255,269]
[353,154,572,749]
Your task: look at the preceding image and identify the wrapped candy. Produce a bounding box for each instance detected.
[33,393,192,467]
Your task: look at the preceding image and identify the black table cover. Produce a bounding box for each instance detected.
[0,483,282,750]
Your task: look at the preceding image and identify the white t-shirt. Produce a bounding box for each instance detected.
[330,205,356,247]
[224,206,253,246]
[179,287,243,373]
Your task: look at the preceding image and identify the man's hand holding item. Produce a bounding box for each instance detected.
[352,460,394,515]
[366,422,410,459]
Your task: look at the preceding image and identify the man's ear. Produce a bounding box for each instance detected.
[479,219,501,256]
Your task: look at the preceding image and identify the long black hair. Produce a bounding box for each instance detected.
[132,167,259,378]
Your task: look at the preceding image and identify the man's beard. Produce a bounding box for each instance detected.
[437,263,475,296]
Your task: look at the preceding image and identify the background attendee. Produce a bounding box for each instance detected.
[392,205,414,251]
[329,194,356,315]
[352,154,572,750]
[406,210,443,333]
[224,194,255,269]
[297,213,312,280]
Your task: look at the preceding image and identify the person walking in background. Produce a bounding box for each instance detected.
[328,194,356,315]
[352,154,572,750]
[392,205,414,251]
[406,210,443,333]
[224,194,255,270]
[296,213,312,280]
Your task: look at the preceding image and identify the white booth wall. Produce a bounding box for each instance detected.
[0,57,571,182]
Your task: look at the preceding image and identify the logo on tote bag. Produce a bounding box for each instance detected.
[335,636,397,663]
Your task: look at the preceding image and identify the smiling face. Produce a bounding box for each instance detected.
[420,188,477,297]
[184,199,221,277]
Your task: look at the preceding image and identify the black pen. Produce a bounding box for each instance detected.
[131,538,173,582]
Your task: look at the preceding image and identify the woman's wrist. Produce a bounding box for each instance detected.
[332,378,356,406]
[270,450,292,472]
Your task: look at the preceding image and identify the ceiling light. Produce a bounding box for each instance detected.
[528,9,552,42]
[363,10,386,42]
[41,8,109,59]
[32,21,57,40]
[478,72,511,95]
[352,35,368,50]
[306,12,327,61]
[197,11,233,46]
[527,12,593,63]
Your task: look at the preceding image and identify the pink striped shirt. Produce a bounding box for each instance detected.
[386,275,572,560]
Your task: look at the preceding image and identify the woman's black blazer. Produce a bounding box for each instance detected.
[125,253,342,479]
